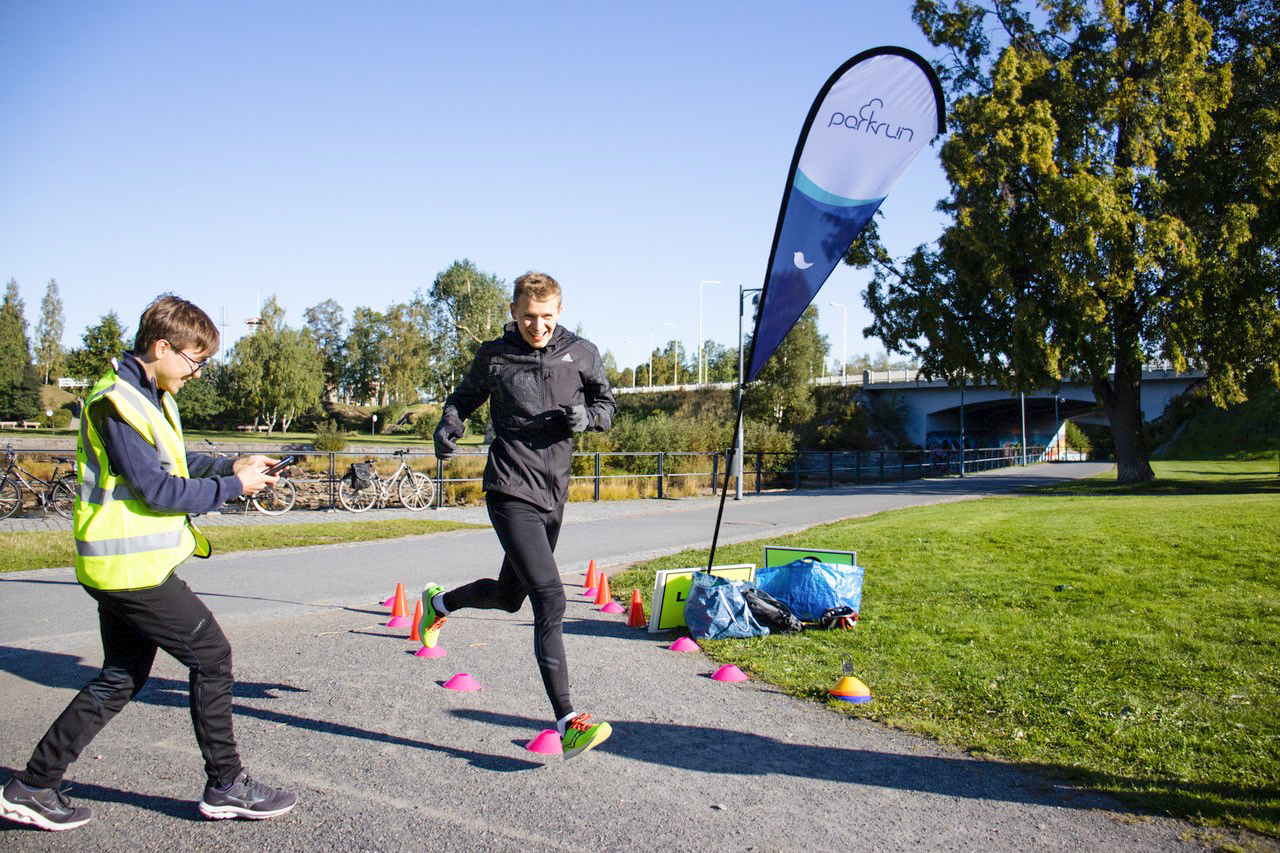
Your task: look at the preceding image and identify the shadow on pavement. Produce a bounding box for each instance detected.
[0,765,201,827]
[0,646,537,774]
[448,708,1145,817]
[0,576,80,588]
[0,646,306,702]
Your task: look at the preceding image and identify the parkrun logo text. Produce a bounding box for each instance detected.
[826,99,914,141]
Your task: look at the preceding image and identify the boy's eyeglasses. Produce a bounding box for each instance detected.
[167,344,209,375]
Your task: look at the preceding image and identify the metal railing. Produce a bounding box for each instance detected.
[0,443,1066,517]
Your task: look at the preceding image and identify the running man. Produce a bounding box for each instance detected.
[424,271,615,758]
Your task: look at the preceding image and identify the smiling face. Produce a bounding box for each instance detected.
[149,339,213,394]
[511,294,561,349]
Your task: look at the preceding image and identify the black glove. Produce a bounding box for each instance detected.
[561,404,589,433]
[433,419,462,460]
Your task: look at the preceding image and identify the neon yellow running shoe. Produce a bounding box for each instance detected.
[561,714,612,759]
[419,583,446,647]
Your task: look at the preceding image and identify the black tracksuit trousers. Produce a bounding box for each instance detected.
[16,574,243,790]
[442,493,572,720]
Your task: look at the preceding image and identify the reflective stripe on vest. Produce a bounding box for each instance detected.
[74,367,211,590]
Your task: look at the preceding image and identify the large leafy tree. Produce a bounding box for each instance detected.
[34,279,65,384]
[343,306,385,406]
[226,297,323,432]
[425,259,507,400]
[380,300,431,403]
[65,311,129,384]
[302,298,346,402]
[744,306,829,430]
[0,279,30,389]
[850,0,1279,482]
[0,279,39,420]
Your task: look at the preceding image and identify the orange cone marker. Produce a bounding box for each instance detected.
[386,582,410,628]
[409,600,423,640]
[593,572,610,607]
[584,560,597,591]
[626,589,646,628]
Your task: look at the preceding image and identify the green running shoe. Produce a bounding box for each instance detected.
[419,583,446,647]
[561,714,612,759]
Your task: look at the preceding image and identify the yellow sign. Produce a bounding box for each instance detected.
[648,564,756,632]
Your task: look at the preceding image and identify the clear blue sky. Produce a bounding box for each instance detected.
[0,0,951,375]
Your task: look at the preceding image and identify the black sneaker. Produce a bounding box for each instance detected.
[198,772,296,820]
[0,777,92,831]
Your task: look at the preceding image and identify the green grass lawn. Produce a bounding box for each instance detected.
[0,518,486,573]
[613,460,1280,837]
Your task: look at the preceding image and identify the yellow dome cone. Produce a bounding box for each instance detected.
[831,654,871,703]
[829,674,872,703]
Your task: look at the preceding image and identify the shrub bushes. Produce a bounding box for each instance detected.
[313,419,350,452]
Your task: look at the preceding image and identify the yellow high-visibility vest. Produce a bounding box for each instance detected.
[74,366,211,590]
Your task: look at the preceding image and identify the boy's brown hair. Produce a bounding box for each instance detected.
[512,272,562,305]
[134,294,220,356]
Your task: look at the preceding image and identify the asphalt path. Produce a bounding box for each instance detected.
[2,463,1264,851]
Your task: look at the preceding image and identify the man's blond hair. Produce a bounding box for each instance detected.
[512,272,561,305]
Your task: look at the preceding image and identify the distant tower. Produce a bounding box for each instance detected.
[219,305,228,359]
[245,292,261,333]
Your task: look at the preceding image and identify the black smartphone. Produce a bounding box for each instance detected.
[263,455,296,476]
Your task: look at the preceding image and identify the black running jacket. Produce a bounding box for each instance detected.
[439,323,615,510]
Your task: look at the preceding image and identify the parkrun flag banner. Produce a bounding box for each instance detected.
[745,47,945,382]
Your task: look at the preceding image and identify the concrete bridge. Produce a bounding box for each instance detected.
[617,364,1205,448]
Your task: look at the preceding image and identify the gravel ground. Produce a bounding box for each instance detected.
[2,465,1273,851]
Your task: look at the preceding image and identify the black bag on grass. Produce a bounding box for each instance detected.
[742,586,804,634]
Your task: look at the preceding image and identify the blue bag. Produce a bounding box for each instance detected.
[684,572,769,640]
[755,557,864,622]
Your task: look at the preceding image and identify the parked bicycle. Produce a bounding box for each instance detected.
[203,441,298,516]
[0,444,78,520]
[338,450,434,512]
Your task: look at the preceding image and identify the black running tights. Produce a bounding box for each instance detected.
[442,493,571,720]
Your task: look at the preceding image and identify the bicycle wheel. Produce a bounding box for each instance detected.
[397,471,435,511]
[252,478,297,515]
[50,477,76,518]
[0,478,21,520]
[338,474,377,512]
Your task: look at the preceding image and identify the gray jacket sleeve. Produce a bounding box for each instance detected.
[583,344,615,432]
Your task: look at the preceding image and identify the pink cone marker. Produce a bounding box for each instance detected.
[414,645,447,658]
[524,729,563,754]
[442,673,482,691]
[712,664,748,682]
[669,637,699,652]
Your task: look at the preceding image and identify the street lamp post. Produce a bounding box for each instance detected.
[736,285,762,500]
[1054,395,1063,460]
[372,412,378,436]
[661,322,680,386]
[828,301,847,386]
[648,331,654,389]
[698,280,722,386]
[621,339,637,388]
[1020,391,1027,466]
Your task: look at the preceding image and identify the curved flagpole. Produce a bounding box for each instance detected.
[707,384,745,571]
[706,46,945,571]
